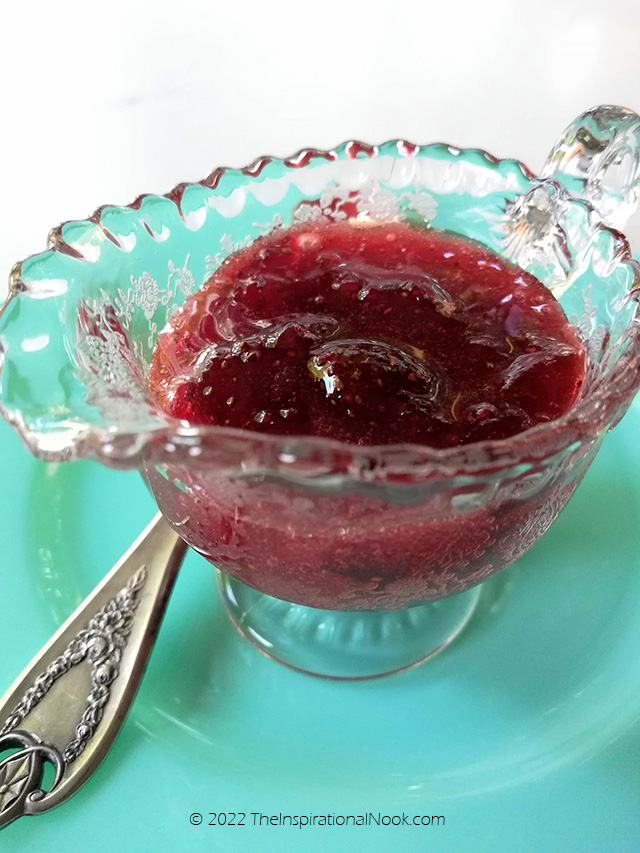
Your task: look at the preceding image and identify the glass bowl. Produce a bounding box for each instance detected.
[2,106,640,679]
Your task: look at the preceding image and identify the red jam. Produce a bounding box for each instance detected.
[150,221,585,446]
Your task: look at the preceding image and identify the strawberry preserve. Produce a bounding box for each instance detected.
[148,220,585,609]
[151,221,584,446]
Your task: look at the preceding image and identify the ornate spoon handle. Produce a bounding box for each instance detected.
[0,513,187,829]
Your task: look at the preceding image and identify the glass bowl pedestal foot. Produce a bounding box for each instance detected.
[216,571,482,680]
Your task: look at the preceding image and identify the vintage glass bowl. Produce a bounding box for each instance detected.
[2,106,640,679]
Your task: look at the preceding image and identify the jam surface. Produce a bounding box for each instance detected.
[150,221,585,447]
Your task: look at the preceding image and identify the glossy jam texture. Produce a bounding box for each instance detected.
[150,221,585,447]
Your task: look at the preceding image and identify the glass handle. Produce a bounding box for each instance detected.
[541,105,640,231]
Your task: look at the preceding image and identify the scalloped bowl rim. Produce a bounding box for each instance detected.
[2,138,640,477]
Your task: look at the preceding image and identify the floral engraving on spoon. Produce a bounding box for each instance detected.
[0,567,146,825]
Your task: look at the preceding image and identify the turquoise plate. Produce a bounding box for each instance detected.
[2,395,640,853]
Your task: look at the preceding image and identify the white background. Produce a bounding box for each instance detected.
[1,0,639,298]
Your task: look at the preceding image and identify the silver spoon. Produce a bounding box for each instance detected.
[0,514,186,829]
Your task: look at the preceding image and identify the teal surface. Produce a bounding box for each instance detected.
[2,400,640,852]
